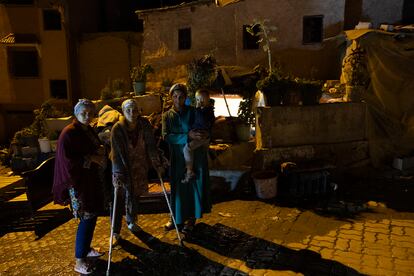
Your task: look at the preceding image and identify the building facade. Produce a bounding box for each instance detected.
[0,0,143,143]
[137,0,405,81]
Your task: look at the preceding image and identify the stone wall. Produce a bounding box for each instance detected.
[254,102,368,169]
[256,103,367,149]
[138,0,346,81]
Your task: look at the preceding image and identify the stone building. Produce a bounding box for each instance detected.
[137,0,406,81]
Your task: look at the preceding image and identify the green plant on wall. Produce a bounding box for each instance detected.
[130,64,154,83]
[247,19,277,72]
[187,55,217,101]
[12,100,68,144]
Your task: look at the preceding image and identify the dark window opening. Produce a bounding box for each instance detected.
[8,48,39,77]
[43,9,62,30]
[178,28,191,50]
[303,15,323,44]
[136,19,144,33]
[50,80,68,99]
[243,24,260,50]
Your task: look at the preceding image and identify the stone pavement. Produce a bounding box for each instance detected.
[1,167,414,275]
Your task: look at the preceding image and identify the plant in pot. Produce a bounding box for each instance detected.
[342,46,369,102]
[236,98,255,142]
[256,68,286,106]
[130,64,154,96]
[187,55,217,103]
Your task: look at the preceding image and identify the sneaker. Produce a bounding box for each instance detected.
[127,222,142,233]
[74,259,93,274]
[86,248,104,258]
[181,171,195,184]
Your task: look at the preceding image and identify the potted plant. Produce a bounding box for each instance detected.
[130,64,154,95]
[256,69,286,106]
[187,55,217,102]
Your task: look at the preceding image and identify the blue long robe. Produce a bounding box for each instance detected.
[162,106,211,224]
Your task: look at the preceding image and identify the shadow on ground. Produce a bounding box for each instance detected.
[185,223,363,276]
[92,229,245,276]
[0,208,72,239]
[221,165,414,221]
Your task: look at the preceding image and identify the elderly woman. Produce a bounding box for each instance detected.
[52,99,106,275]
[110,99,161,243]
[162,83,211,233]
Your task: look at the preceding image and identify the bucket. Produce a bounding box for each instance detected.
[252,171,278,199]
[38,138,51,153]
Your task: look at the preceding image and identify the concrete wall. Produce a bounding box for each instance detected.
[79,32,142,100]
[361,0,404,27]
[0,3,71,143]
[256,103,367,149]
[0,4,70,106]
[138,0,346,81]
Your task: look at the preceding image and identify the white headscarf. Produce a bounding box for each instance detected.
[74,99,95,116]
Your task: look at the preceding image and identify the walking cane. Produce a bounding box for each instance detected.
[106,185,119,276]
[157,171,183,246]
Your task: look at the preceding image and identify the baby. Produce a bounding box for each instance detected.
[182,89,215,183]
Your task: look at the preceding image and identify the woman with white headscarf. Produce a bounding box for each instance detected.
[52,99,106,274]
[110,99,162,244]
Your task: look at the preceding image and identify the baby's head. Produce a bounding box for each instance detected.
[195,89,210,108]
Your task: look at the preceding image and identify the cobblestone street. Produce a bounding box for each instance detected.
[1,166,414,275]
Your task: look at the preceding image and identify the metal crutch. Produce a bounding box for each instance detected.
[157,172,183,246]
[106,185,119,276]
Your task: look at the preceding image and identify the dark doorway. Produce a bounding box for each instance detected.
[344,0,363,30]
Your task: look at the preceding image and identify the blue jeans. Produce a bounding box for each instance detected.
[75,216,97,258]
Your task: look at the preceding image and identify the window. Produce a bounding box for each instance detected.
[43,9,62,30]
[243,24,260,49]
[50,80,68,99]
[136,19,144,33]
[8,48,39,77]
[303,15,323,44]
[178,28,191,50]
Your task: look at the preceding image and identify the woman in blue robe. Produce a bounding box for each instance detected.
[162,83,211,232]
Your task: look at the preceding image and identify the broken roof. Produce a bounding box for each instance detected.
[136,0,242,15]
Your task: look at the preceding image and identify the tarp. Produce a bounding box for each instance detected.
[345,30,414,164]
